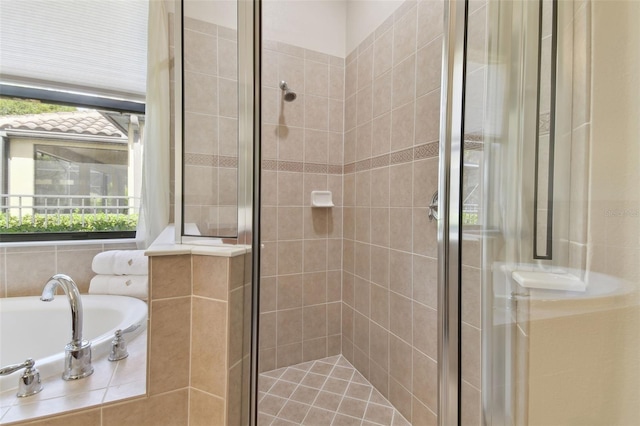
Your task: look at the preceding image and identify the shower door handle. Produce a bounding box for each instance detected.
[428,191,439,221]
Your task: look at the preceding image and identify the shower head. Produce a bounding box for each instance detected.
[279,81,297,102]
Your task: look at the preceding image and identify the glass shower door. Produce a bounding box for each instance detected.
[454,0,640,424]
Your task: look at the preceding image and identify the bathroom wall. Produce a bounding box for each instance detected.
[0,241,137,298]
[5,249,249,426]
[263,0,347,57]
[340,0,443,422]
[345,0,404,54]
[258,40,345,371]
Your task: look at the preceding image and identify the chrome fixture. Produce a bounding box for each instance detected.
[279,80,297,102]
[0,358,43,397]
[428,191,439,221]
[41,274,93,380]
[108,323,141,361]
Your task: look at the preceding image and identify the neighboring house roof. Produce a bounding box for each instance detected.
[0,110,124,138]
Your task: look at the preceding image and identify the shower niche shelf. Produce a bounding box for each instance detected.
[310,191,334,208]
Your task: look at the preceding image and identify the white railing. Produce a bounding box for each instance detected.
[0,194,139,227]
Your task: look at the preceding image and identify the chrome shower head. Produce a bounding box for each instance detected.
[279,81,297,102]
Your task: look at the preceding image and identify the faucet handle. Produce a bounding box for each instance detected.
[108,324,140,361]
[0,358,44,397]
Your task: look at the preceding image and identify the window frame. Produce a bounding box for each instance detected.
[0,85,145,243]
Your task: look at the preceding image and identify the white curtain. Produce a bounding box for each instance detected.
[137,0,171,248]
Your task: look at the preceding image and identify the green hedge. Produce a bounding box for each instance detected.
[0,212,138,233]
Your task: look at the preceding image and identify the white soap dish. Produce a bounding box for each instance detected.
[311,191,334,207]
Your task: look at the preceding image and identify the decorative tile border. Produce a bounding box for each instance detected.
[464,141,484,151]
[343,141,440,174]
[262,160,343,175]
[185,153,217,167]
[390,147,414,165]
[185,153,239,168]
[415,142,439,159]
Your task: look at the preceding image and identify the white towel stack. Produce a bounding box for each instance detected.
[89,250,149,300]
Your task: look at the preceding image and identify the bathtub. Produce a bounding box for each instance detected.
[0,294,147,392]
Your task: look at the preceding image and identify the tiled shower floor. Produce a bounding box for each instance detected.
[258,355,410,426]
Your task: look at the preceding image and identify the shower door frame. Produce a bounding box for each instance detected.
[437,0,468,424]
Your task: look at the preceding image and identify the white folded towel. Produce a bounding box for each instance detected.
[88,275,148,300]
[92,250,148,276]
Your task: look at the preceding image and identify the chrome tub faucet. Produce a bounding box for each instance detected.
[41,274,93,380]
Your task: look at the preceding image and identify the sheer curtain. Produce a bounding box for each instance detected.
[137,0,171,248]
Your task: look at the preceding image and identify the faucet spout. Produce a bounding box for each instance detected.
[41,274,84,345]
[41,274,93,380]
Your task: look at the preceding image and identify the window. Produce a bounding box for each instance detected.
[0,97,144,241]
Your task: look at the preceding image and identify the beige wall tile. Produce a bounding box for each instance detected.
[228,287,245,365]
[353,311,370,354]
[278,125,304,161]
[391,102,415,151]
[393,7,417,66]
[149,297,191,395]
[303,271,327,306]
[330,65,345,100]
[390,163,413,207]
[389,377,412,422]
[357,46,374,91]
[389,292,413,344]
[370,321,389,370]
[277,274,303,310]
[56,248,101,294]
[190,388,225,426]
[184,71,218,115]
[413,302,438,360]
[389,249,413,299]
[184,29,217,74]
[218,38,238,80]
[19,409,101,426]
[372,112,392,156]
[416,37,443,97]
[356,123,373,162]
[413,255,438,309]
[374,28,393,79]
[6,250,56,297]
[277,172,304,206]
[103,389,189,426]
[413,349,437,411]
[417,0,444,48]
[192,255,227,300]
[371,282,390,329]
[305,60,329,97]
[191,297,228,397]
[276,342,302,368]
[305,95,329,131]
[389,208,413,252]
[373,71,392,119]
[277,207,303,240]
[150,256,191,301]
[184,112,218,155]
[276,308,303,346]
[303,304,327,340]
[259,311,277,349]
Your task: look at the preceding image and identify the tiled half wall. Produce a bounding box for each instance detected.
[4,250,250,426]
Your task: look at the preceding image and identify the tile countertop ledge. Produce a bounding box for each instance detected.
[145,242,249,258]
[144,224,250,258]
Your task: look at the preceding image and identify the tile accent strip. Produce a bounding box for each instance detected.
[262,160,343,174]
[344,141,440,174]
[185,153,239,168]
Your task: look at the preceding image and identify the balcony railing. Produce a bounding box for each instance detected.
[0,194,139,232]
